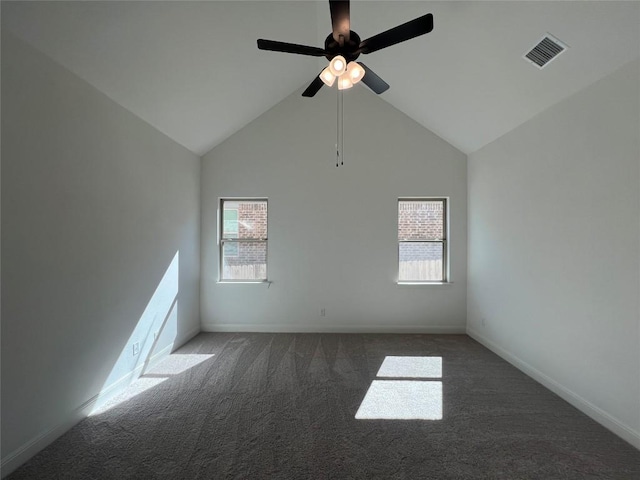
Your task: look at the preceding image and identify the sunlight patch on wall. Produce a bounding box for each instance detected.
[91,251,180,414]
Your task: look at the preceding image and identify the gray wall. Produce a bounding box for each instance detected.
[1,33,201,470]
[201,84,467,332]
[467,60,640,448]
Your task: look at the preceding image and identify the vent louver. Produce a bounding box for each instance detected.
[524,34,567,69]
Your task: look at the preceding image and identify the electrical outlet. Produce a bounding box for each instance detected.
[132,342,140,356]
[320,308,326,317]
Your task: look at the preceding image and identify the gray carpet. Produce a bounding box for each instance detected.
[8,333,640,479]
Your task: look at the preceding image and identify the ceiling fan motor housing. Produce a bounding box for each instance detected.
[324,31,361,62]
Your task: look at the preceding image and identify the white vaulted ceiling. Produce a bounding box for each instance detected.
[3,1,639,155]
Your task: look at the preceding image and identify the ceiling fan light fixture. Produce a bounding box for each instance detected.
[320,67,336,87]
[346,61,365,84]
[258,3,435,98]
[338,76,353,90]
[329,55,347,77]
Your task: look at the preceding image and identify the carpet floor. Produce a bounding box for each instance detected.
[7,333,640,479]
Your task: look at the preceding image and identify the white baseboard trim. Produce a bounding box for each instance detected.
[1,393,96,479]
[0,338,184,478]
[467,327,640,450]
[201,323,466,334]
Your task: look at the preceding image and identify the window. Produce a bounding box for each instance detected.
[398,198,448,283]
[220,199,267,281]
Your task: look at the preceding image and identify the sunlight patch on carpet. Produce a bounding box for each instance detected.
[376,356,442,378]
[355,380,442,420]
[91,377,167,415]
[146,354,214,375]
[91,354,214,415]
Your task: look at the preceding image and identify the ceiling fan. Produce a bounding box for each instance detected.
[257,0,434,97]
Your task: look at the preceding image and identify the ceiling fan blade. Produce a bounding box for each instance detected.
[358,13,433,54]
[257,39,327,57]
[358,63,390,94]
[302,74,325,97]
[329,0,350,44]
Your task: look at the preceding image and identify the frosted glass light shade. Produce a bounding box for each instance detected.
[338,76,353,90]
[329,55,347,77]
[320,67,336,87]
[346,62,365,84]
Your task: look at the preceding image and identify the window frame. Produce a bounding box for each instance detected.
[397,197,449,284]
[219,198,268,283]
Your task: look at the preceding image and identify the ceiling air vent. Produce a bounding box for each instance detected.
[524,34,568,69]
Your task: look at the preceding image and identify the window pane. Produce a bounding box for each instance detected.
[399,242,443,281]
[223,241,238,257]
[223,209,238,237]
[223,200,267,239]
[398,200,444,240]
[222,241,267,280]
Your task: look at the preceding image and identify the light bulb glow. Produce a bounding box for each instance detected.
[346,62,365,84]
[320,67,336,87]
[329,55,347,77]
[338,76,353,90]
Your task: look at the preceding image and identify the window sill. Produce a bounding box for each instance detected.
[217,280,269,284]
[397,281,453,286]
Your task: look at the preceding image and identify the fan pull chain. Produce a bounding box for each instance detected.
[336,89,344,167]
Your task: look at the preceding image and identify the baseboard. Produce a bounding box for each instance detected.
[467,327,640,450]
[0,340,178,478]
[201,323,466,334]
[0,392,97,478]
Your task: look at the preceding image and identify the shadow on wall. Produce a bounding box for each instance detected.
[90,251,181,414]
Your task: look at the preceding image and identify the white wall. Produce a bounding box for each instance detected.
[201,84,467,332]
[467,60,640,448]
[1,33,201,473]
